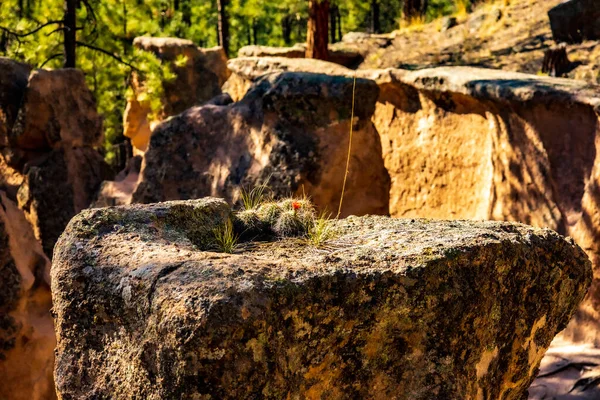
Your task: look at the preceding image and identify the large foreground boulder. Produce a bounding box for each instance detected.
[52,198,591,399]
[548,0,600,44]
[124,37,230,152]
[133,72,390,217]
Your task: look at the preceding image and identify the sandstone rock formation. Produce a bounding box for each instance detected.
[363,66,600,344]
[10,69,103,150]
[133,71,390,217]
[124,37,230,152]
[52,198,591,399]
[548,0,600,44]
[0,58,113,399]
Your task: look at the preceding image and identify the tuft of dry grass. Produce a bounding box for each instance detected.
[213,219,239,253]
[305,213,337,248]
[240,183,270,211]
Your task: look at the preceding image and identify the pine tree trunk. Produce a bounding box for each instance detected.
[252,19,258,45]
[330,6,338,43]
[283,15,292,45]
[182,0,191,25]
[371,0,380,33]
[217,0,229,56]
[306,0,329,61]
[542,44,571,77]
[64,0,77,68]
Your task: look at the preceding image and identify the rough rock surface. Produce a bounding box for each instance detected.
[17,147,113,257]
[0,192,55,400]
[52,198,591,400]
[222,57,600,347]
[124,37,230,152]
[133,72,389,217]
[548,0,600,44]
[361,66,600,344]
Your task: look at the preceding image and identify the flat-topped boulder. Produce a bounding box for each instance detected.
[224,57,352,101]
[52,198,591,399]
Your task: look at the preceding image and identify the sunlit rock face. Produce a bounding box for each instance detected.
[52,198,590,399]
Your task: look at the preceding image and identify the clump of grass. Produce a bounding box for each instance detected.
[213,219,239,253]
[306,213,337,248]
[240,183,270,210]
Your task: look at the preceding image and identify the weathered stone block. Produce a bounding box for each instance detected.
[52,198,591,400]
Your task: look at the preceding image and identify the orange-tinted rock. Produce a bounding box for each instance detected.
[133,72,389,217]
[93,156,142,207]
[0,192,55,400]
[365,66,600,343]
[11,69,103,150]
[237,44,364,69]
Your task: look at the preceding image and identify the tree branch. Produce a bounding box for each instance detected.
[39,53,63,68]
[76,41,139,71]
[0,20,63,38]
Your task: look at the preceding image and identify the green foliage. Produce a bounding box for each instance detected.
[240,183,270,210]
[306,213,337,248]
[0,0,469,165]
[213,218,239,253]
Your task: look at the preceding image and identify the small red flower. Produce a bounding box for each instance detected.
[292,201,301,211]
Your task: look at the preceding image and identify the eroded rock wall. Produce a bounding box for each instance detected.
[368,67,600,343]
[220,58,600,343]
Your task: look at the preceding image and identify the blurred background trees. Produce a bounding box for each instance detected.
[0,0,474,162]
